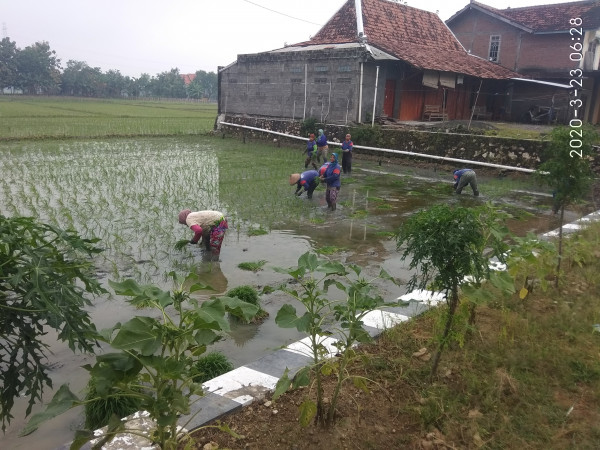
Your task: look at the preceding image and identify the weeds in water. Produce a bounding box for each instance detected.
[237,260,267,272]
[248,227,269,236]
[316,246,345,255]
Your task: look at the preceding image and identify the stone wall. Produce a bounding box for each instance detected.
[217,114,556,171]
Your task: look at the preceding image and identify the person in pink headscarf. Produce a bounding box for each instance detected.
[178,209,228,257]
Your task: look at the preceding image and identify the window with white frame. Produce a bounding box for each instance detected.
[489,35,500,62]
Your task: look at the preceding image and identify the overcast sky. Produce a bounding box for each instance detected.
[1,0,582,78]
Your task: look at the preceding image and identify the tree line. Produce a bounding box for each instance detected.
[0,38,217,100]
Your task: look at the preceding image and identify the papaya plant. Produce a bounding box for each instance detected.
[0,215,105,432]
[272,252,403,427]
[23,272,258,450]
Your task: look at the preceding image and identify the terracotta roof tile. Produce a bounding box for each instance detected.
[471,0,600,32]
[295,0,518,79]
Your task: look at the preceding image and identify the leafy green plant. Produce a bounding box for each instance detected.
[191,352,234,384]
[300,117,318,137]
[237,260,267,272]
[272,252,402,427]
[535,125,597,287]
[226,285,268,323]
[504,233,557,298]
[23,272,258,449]
[395,203,510,378]
[0,215,106,431]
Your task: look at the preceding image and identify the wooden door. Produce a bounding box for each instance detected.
[383,79,396,117]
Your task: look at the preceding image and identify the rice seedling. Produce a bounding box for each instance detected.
[225,285,269,323]
[191,352,235,384]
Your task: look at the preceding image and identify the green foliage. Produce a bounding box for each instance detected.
[349,124,384,146]
[395,203,508,294]
[272,252,403,427]
[535,125,598,286]
[394,203,511,377]
[226,285,268,323]
[0,215,106,431]
[300,117,318,137]
[191,352,234,384]
[504,233,557,298]
[83,376,142,430]
[536,125,596,211]
[24,272,258,449]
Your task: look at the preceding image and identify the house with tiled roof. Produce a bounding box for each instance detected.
[181,73,196,85]
[447,0,600,124]
[218,0,530,125]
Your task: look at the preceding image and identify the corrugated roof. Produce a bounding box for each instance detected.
[462,1,600,33]
[293,0,519,79]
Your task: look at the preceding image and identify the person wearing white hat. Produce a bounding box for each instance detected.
[178,209,228,256]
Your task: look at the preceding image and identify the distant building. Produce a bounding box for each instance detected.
[181,74,196,85]
[218,0,528,124]
[447,0,600,124]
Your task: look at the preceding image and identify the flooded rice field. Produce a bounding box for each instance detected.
[0,136,591,449]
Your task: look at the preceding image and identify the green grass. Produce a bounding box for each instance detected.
[483,122,552,140]
[372,221,600,449]
[0,97,218,139]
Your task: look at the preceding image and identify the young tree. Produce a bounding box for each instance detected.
[395,204,509,378]
[0,215,105,431]
[536,125,597,287]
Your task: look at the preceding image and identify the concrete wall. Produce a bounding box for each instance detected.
[219,48,380,125]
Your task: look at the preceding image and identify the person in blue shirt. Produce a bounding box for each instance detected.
[304,133,318,170]
[316,129,329,164]
[453,169,479,196]
[290,170,320,199]
[320,153,342,210]
[341,133,353,174]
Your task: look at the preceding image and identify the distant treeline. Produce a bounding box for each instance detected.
[0,37,217,100]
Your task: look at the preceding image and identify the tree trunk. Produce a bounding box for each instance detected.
[555,205,565,288]
[429,285,459,380]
